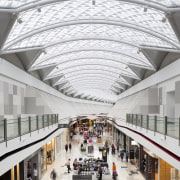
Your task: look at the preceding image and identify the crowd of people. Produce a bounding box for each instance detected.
[50,120,131,180]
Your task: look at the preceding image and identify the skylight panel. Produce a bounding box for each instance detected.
[4,0,178,49]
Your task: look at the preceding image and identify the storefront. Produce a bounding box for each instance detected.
[40,145,46,178]
[46,138,55,165]
[159,158,180,180]
[129,139,140,168]
[139,147,158,180]
[24,151,39,180]
[0,162,24,180]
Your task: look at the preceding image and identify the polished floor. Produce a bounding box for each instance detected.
[42,131,145,180]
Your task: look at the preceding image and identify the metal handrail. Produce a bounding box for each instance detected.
[0,114,58,146]
[126,114,180,145]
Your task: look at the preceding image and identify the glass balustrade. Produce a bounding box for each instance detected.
[156,116,164,134]
[21,117,29,135]
[0,120,4,142]
[126,114,180,140]
[0,114,57,144]
[167,118,179,138]
[7,119,19,140]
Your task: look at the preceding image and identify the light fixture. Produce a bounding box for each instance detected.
[143,7,147,12]
[92,0,95,5]
[42,49,47,54]
[17,18,22,24]
[56,66,59,69]
[162,16,167,23]
[137,48,141,54]
[125,66,128,69]
[37,6,41,12]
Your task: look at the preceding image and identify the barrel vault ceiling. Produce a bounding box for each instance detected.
[1,0,180,104]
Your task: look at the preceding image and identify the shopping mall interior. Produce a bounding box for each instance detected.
[0,0,180,180]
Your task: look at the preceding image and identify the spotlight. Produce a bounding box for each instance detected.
[42,49,47,54]
[162,16,167,23]
[137,48,141,54]
[37,6,41,12]
[17,18,22,24]
[143,7,147,12]
[92,0,95,5]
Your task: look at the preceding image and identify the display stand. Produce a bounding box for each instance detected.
[97,137,102,143]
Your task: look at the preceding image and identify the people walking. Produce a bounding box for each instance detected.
[111,144,115,154]
[66,158,71,173]
[69,143,72,152]
[120,151,124,162]
[98,165,102,180]
[50,169,57,180]
[112,162,117,180]
[126,151,129,162]
[65,143,68,153]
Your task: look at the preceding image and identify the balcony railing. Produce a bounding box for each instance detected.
[126,114,180,144]
[0,114,58,145]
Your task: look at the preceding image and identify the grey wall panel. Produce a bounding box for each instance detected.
[8,94,13,106]
[148,87,159,106]
[4,104,9,115]
[35,106,44,115]
[140,106,149,115]
[24,97,36,114]
[159,87,163,105]
[148,105,159,114]
[175,81,180,103]
[13,85,17,95]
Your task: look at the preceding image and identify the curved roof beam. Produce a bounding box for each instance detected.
[33,57,152,73]
[3,36,180,55]
[44,36,180,53]
[71,82,112,88]
[32,48,152,70]
[66,72,118,81]
[45,68,140,81]
[65,73,131,86]
[50,63,139,79]
[5,19,180,50]
[67,76,122,85]
[8,0,180,13]
[70,79,114,85]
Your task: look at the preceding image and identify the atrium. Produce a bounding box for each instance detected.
[0,0,180,180]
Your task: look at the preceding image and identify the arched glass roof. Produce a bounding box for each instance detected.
[0,0,180,103]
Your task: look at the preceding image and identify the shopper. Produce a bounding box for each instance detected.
[97,165,102,180]
[120,151,124,162]
[70,131,73,140]
[69,143,72,152]
[112,162,117,180]
[111,144,115,154]
[126,151,129,162]
[50,169,57,180]
[65,144,68,153]
[66,158,71,173]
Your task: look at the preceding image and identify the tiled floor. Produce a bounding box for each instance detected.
[42,132,145,180]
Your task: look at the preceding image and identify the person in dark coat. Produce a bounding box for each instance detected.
[65,144,68,153]
[69,143,72,152]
